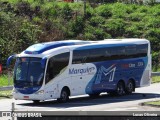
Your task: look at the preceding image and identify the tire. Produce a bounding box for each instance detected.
[115,81,125,96]
[108,91,116,96]
[57,89,69,103]
[89,93,100,98]
[125,80,134,94]
[33,100,40,104]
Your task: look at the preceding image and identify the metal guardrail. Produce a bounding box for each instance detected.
[151,72,160,76]
[0,72,160,91]
[0,86,13,91]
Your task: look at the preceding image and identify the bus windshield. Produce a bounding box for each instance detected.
[14,57,44,87]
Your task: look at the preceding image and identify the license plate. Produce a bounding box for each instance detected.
[24,96,29,99]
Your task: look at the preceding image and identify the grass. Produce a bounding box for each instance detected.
[0,74,13,87]
[0,74,13,99]
[143,101,160,107]
[151,76,160,83]
[0,90,12,99]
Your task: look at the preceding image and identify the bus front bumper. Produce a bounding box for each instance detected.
[13,92,45,101]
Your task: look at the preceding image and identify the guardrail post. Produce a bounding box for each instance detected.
[11,102,15,120]
[7,71,12,86]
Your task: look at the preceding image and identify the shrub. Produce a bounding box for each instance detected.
[104,18,126,37]
[144,28,160,51]
[95,4,112,18]
[85,4,95,19]
[143,16,160,29]
[128,12,146,22]
[59,3,73,20]
[89,16,105,26]
[66,16,84,38]
[111,3,128,18]
[125,24,140,38]
[0,11,41,65]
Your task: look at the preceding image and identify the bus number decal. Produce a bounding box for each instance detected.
[138,62,144,67]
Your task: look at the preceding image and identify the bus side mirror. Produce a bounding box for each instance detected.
[41,57,47,69]
[7,55,16,67]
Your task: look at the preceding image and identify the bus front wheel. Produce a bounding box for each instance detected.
[33,100,40,104]
[57,89,69,103]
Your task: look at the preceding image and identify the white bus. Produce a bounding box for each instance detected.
[7,39,151,103]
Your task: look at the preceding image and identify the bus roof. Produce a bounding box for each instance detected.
[20,38,149,57]
[69,38,149,50]
[23,40,91,55]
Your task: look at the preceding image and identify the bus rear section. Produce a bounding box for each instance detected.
[70,39,151,97]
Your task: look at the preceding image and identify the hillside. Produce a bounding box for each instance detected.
[0,0,160,70]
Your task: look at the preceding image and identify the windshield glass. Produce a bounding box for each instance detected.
[14,57,44,87]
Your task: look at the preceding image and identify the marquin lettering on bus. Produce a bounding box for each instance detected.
[69,67,95,74]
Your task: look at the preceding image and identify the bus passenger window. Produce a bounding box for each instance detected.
[45,52,70,84]
[136,44,148,57]
[125,45,137,58]
[72,50,89,64]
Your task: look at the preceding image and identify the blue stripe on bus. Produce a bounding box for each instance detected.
[24,42,76,54]
[24,40,90,54]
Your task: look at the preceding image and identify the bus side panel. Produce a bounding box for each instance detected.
[67,63,97,96]
[85,58,148,94]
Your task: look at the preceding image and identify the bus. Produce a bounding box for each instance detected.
[7,39,151,103]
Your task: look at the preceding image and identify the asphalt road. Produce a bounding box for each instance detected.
[0,83,160,113]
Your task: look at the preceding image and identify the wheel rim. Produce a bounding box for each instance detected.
[128,82,133,92]
[117,83,124,95]
[61,91,68,101]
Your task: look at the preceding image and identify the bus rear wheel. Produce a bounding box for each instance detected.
[57,89,69,103]
[115,81,125,96]
[125,80,134,94]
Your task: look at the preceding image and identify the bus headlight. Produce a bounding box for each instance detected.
[35,90,44,95]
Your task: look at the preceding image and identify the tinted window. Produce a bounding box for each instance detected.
[72,44,148,64]
[107,46,126,60]
[46,52,69,84]
[72,50,89,64]
[136,44,148,57]
[88,48,105,62]
[73,48,107,64]
[125,45,137,58]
